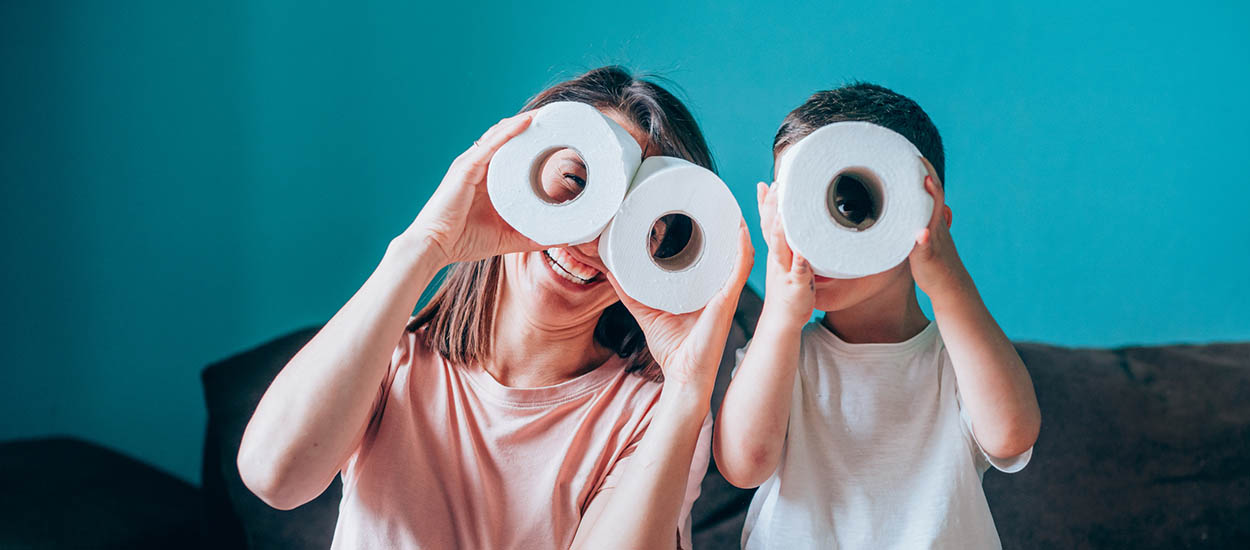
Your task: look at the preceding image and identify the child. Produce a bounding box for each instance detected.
[714,83,1041,549]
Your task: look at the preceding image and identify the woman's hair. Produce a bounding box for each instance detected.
[407,66,714,380]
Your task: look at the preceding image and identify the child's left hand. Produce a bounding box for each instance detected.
[909,156,973,297]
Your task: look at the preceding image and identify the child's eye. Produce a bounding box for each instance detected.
[836,197,870,225]
[833,178,874,226]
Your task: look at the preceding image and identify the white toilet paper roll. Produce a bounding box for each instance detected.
[599,156,743,314]
[487,101,642,246]
[776,121,934,279]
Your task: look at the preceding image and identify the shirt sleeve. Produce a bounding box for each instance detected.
[343,321,413,478]
[730,338,752,378]
[370,321,414,426]
[955,384,1033,474]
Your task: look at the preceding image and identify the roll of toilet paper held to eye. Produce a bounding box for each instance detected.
[775,121,935,279]
[486,101,643,246]
[598,156,743,314]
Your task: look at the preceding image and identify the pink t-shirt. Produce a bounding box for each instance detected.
[330,326,712,549]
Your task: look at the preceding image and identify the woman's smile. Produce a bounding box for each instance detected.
[543,247,604,286]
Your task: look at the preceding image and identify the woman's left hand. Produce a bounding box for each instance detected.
[606,222,754,394]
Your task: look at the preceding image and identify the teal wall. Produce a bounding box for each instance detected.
[3,1,1247,483]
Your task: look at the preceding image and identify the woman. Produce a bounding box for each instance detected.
[237,66,753,549]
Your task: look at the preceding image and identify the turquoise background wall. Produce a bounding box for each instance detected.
[2,1,1247,483]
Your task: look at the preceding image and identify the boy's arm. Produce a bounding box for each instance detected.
[910,158,1041,460]
[713,182,815,489]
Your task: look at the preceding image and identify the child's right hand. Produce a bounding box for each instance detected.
[757,182,815,326]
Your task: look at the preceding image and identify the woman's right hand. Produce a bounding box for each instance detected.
[605,223,755,394]
[403,112,546,265]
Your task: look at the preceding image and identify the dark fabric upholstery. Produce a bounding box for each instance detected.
[0,437,200,549]
[199,287,1250,549]
[201,326,338,550]
[984,342,1250,548]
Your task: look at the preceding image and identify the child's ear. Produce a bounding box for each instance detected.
[944,205,953,229]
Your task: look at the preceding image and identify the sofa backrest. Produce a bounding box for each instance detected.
[201,288,1250,548]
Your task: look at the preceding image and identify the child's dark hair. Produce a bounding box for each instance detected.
[774,83,945,183]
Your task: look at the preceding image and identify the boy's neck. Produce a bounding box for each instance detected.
[820,284,930,345]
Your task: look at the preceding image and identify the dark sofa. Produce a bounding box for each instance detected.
[4,288,1248,548]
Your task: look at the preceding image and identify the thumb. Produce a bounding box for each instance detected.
[911,228,933,259]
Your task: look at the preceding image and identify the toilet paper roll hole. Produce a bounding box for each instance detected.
[649,212,703,272]
[531,147,588,205]
[826,168,883,231]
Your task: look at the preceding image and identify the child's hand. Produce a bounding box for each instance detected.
[909,157,974,297]
[757,182,814,326]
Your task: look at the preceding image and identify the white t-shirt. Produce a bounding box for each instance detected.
[740,321,1031,549]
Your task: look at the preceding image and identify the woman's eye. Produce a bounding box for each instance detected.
[648,221,668,254]
[563,173,586,189]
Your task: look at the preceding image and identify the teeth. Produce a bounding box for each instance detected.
[543,249,600,285]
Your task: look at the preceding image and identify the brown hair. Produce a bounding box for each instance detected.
[407,66,715,380]
[774,82,945,183]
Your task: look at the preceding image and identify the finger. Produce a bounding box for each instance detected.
[919,176,947,233]
[769,210,793,269]
[917,156,946,224]
[913,227,932,252]
[919,155,944,190]
[791,250,813,280]
[760,185,792,266]
[455,112,536,181]
[477,111,535,146]
[757,182,776,237]
[691,223,754,340]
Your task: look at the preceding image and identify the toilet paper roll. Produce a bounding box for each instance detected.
[599,156,743,314]
[487,101,642,246]
[776,121,934,278]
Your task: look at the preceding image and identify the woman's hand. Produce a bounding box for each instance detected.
[756,182,815,327]
[404,112,547,266]
[606,223,754,393]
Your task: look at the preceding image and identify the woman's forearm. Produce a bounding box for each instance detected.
[572,382,711,550]
[238,231,445,509]
[713,306,802,488]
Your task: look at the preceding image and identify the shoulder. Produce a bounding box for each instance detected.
[387,324,449,384]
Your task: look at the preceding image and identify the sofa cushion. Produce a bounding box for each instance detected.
[202,292,1250,548]
[985,342,1250,548]
[0,437,200,549]
[201,326,339,550]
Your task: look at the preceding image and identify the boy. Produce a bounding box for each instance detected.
[714,84,1041,549]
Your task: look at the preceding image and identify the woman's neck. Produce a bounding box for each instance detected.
[485,277,614,388]
[821,282,930,344]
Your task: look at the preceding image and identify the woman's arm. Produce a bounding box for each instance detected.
[908,158,1040,459]
[238,112,541,510]
[714,182,813,488]
[236,237,443,510]
[571,224,754,550]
